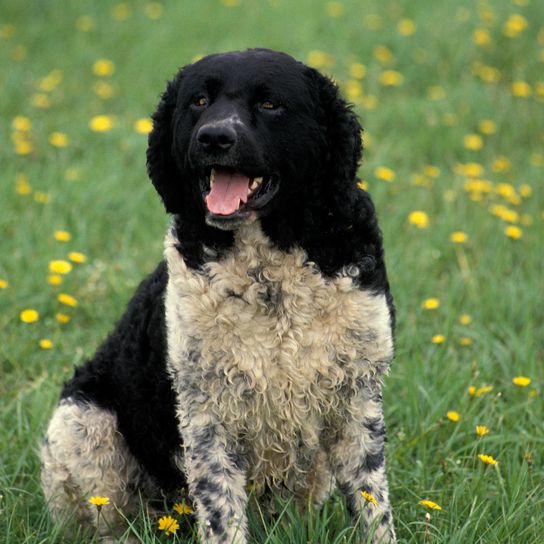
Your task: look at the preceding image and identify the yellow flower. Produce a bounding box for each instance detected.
[364,14,383,30]
[0,279,8,289]
[454,162,484,178]
[459,337,473,346]
[144,2,164,19]
[419,499,442,511]
[475,385,493,397]
[519,184,533,198]
[39,339,54,349]
[468,386,476,396]
[503,14,528,38]
[48,274,63,286]
[56,313,71,324]
[464,134,484,150]
[478,454,498,466]
[49,260,73,275]
[173,502,194,515]
[511,81,531,97]
[68,252,87,263]
[54,230,71,242]
[89,115,114,132]
[134,118,153,134]
[76,15,95,32]
[325,1,344,17]
[93,59,115,77]
[0,24,16,38]
[306,50,334,70]
[459,314,472,325]
[111,3,131,20]
[357,180,368,191]
[450,231,468,244]
[361,490,378,507]
[476,425,490,437]
[408,211,429,229]
[34,191,51,204]
[158,515,179,535]
[513,376,531,387]
[349,62,366,79]
[12,116,31,131]
[15,174,32,196]
[423,165,440,178]
[20,309,39,323]
[427,86,446,100]
[422,298,440,310]
[373,45,393,64]
[49,132,70,148]
[398,18,416,36]
[89,496,110,506]
[478,120,496,135]
[345,80,363,101]
[431,335,446,344]
[93,81,115,100]
[504,226,522,239]
[374,166,395,182]
[58,293,78,307]
[38,69,63,92]
[447,411,460,422]
[379,70,404,87]
[31,93,51,109]
[473,27,492,46]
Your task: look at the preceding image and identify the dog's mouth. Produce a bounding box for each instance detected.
[201,166,280,225]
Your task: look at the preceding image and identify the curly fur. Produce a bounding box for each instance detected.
[41,48,397,543]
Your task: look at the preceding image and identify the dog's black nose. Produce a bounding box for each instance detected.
[197,124,237,152]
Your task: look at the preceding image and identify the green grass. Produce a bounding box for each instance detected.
[0,0,542,542]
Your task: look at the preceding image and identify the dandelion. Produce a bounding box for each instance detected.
[512,376,531,387]
[349,62,366,79]
[503,14,528,38]
[89,496,110,506]
[459,314,472,325]
[306,50,334,70]
[56,313,71,324]
[464,134,484,150]
[473,28,492,46]
[93,81,115,100]
[48,274,63,286]
[397,18,416,36]
[504,226,522,239]
[158,515,179,535]
[419,499,442,510]
[93,59,115,77]
[478,120,497,135]
[68,251,87,263]
[58,293,78,307]
[408,211,429,229]
[357,180,368,191]
[49,260,73,274]
[20,309,39,323]
[450,231,468,243]
[325,2,344,17]
[447,411,460,422]
[431,335,446,344]
[374,166,395,182]
[49,132,70,148]
[379,70,404,87]
[31,93,51,108]
[476,425,490,437]
[76,15,95,32]
[12,116,31,131]
[345,80,363,101]
[459,337,473,346]
[89,115,114,132]
[478,454,498,465]
[39,339,54,349]
[373,45,393,64]
[54,230,71,242]
[361,490,378,507]
[134,118,153,134]
[173,502,194,515]
[511,81,531,97]
[144,2,164,19]
[423,165,440,178]
[34,192,51,204]
[364,14,383,30]
[422,298,440,310]
[0,279,8,289]
[474,385,493,397]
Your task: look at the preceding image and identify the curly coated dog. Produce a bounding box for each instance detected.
[41,49,396,543]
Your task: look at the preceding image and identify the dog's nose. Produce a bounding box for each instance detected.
[197,124,237,152]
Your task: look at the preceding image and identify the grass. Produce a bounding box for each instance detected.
[0,0,542,542]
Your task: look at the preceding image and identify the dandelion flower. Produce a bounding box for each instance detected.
[357,180,368,191]
[48,274,63,286]
[475,385,493,397]
[503,14,528,38]
[478,454,498,465]
[408,211,429,228]
[12,116,31,131]
[431,335,446,344]
[450,231,468,243]
[476,425,490,437]
[422,298,440,310]
[56,313,71,324]
[0,279,8,289]
[68,252,87,263]
[379,70,404,86]
[459,314,472,325]
[306,50,334,70]
[513,376,531,387]
[54,230,71,242]
[325,2,344,18]
[373,45,393,64]
[144,2,164,20]
[473,27,492,46]
[398,18,416,36]
[93,81,115,100]
[464,134,484,150]
[34,192,51,204]
[361,490,378,507]
[349,62,366,79]
[504,226,522,239]
[89,496,110,506]
[419,499,442,510]
[76,15,95,32]
[93,59,115,77]
[58,293,78,307]
[447,411,460,422]
[427,86,446,100]
[15,174,32,195]
[89,115,114,132]
[134,118,153,134]
[173,502,194,515]
[20,309,39,323]
[158,515,179,535]
[479,120,497,135]
[39,339,54,349]
[511,81,531,97]
[459,337,473,346]
[49,260,73,275]
[374,166,395,182]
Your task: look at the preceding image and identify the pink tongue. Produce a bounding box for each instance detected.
[205,170,251,215]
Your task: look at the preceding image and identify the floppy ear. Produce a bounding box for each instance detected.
[146,72,184,214]
[306,68,363,215]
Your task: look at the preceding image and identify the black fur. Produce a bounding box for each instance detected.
[61,47,393,496]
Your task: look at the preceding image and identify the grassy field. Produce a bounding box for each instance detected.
[1,0,542,542]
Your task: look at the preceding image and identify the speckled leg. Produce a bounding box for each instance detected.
[326,388,396,543]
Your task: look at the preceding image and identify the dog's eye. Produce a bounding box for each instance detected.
[194,96,208,107]
[260,100,277,110]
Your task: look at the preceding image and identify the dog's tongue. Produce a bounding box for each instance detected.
[205,169,250,215]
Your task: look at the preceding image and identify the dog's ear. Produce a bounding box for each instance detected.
[147,72,184,214]
[306,68,363,210]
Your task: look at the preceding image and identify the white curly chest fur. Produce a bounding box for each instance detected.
[164,223,393,490]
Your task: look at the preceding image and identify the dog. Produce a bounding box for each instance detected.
[41,48,396,543]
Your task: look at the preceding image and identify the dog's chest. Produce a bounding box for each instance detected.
[164,225,393,483]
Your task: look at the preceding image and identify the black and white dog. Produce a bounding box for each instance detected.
[41,49,396,543]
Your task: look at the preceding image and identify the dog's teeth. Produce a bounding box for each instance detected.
[210,169,216,188]
[250,177,263,191]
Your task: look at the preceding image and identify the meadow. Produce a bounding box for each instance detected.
[0,0,542,542]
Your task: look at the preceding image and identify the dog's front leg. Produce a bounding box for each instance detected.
[326,386,396,543]
[181,414,248,544]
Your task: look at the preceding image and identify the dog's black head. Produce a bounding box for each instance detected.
[147,49,362,232]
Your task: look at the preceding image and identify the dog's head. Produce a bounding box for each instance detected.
[147,49,362,231]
